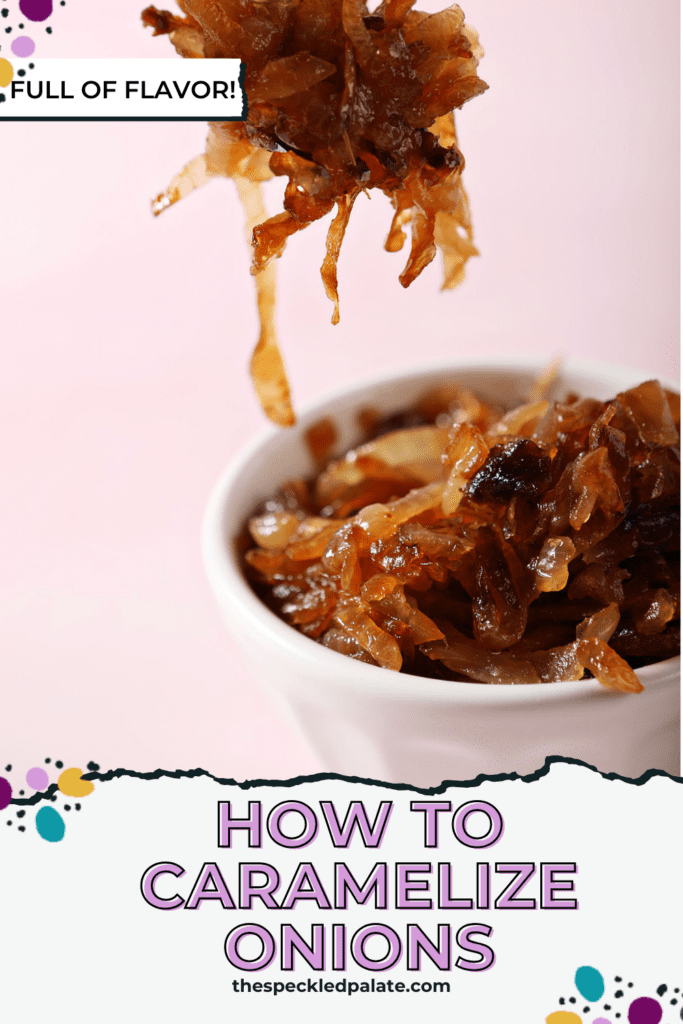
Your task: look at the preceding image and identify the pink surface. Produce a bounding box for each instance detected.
[0,0,679,779]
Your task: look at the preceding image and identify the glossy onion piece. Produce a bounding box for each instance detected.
[618,380,679,448]
[399,523,473,565]
[321,192,360,324]
[286,521,341,560]
[489,399,550,439]
[359,426,449,480]
[386,482,445,525]
[377,588,444,644]
[320,627,378,663]
[235,176,296,427]
[575,638,643,694]
[569,562,630,605]
[434,184,479,291]
[423,626,541,685]
[473,558,527,651]
[322,523,361,593]
[530,643,584,684]
[281,584,336,630]
[570,447,622,529]
[315,426,447,509]
[244,547,314,579]
[399,209,438,289]
[151,154,214,216]
[334,601,403,670]
[385,199,413,254]
[361,573,401,603]
[631,589,677,636]
[534,537,576,593]
[257,52,337,101]
[248,511,301,550]
[354,500,394,533]
[576,603,621,644]
[442,422,489,515]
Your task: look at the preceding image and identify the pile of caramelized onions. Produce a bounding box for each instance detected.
[240,378,680,691]
[142,0,487,425]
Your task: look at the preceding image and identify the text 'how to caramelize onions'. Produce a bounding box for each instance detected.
[142,0,488,425]
[240,378,680,692]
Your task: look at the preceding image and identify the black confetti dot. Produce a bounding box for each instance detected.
[5,25,11,32]
[75,803,81,811]
[569,998,576,1004]
[672,999,678,1006]
[55,761,63,769]
[583,1008,589,1014]
[627,983,633,989]
[16,810,25,819]
[659,986,669,997]
[0,94,5,102]
[1,8,7,16]
[29,62,34,67]
[6,819,12,825]
[615,978,622,983]
[18,825,25,832]
[19,790,24,795]
[559,998,565,1006]
[615,991,624,999]
[675,989,680,994]
[604,1007,611,1012]
[18,21,23,27]
[64,805,71,811]
[616,1016,621,1020]
[87,762,100,772]
[4,765,11,771]
[18,68,25,75]
[46,25,52,32]
[45,758,51,764]
[50,795,57,802]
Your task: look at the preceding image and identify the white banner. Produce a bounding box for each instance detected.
[1,761,682,1023]
[0,58,245,120]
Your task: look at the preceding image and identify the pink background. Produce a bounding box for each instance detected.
[0,0,678,778]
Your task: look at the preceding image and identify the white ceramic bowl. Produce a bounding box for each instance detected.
[202,358,680,786]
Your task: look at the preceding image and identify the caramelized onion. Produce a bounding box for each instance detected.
[242,378,679,690]
[143,1,487,424]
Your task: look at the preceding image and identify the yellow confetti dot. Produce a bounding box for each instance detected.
[0,58,14,89]
[546,1014,583,1024]
[58,767,95,798]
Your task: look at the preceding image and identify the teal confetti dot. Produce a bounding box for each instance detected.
[576,967,606,1002]
[36,806,65,842]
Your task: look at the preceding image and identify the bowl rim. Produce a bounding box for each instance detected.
[202,357,680,707]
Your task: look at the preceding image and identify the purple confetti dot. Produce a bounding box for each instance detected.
[18,0,52,21]
[11,34,34,55]
[628,998,662,1024]
[26,766,49,790]
[593,1019,612,1024]
[0,777,12,810]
